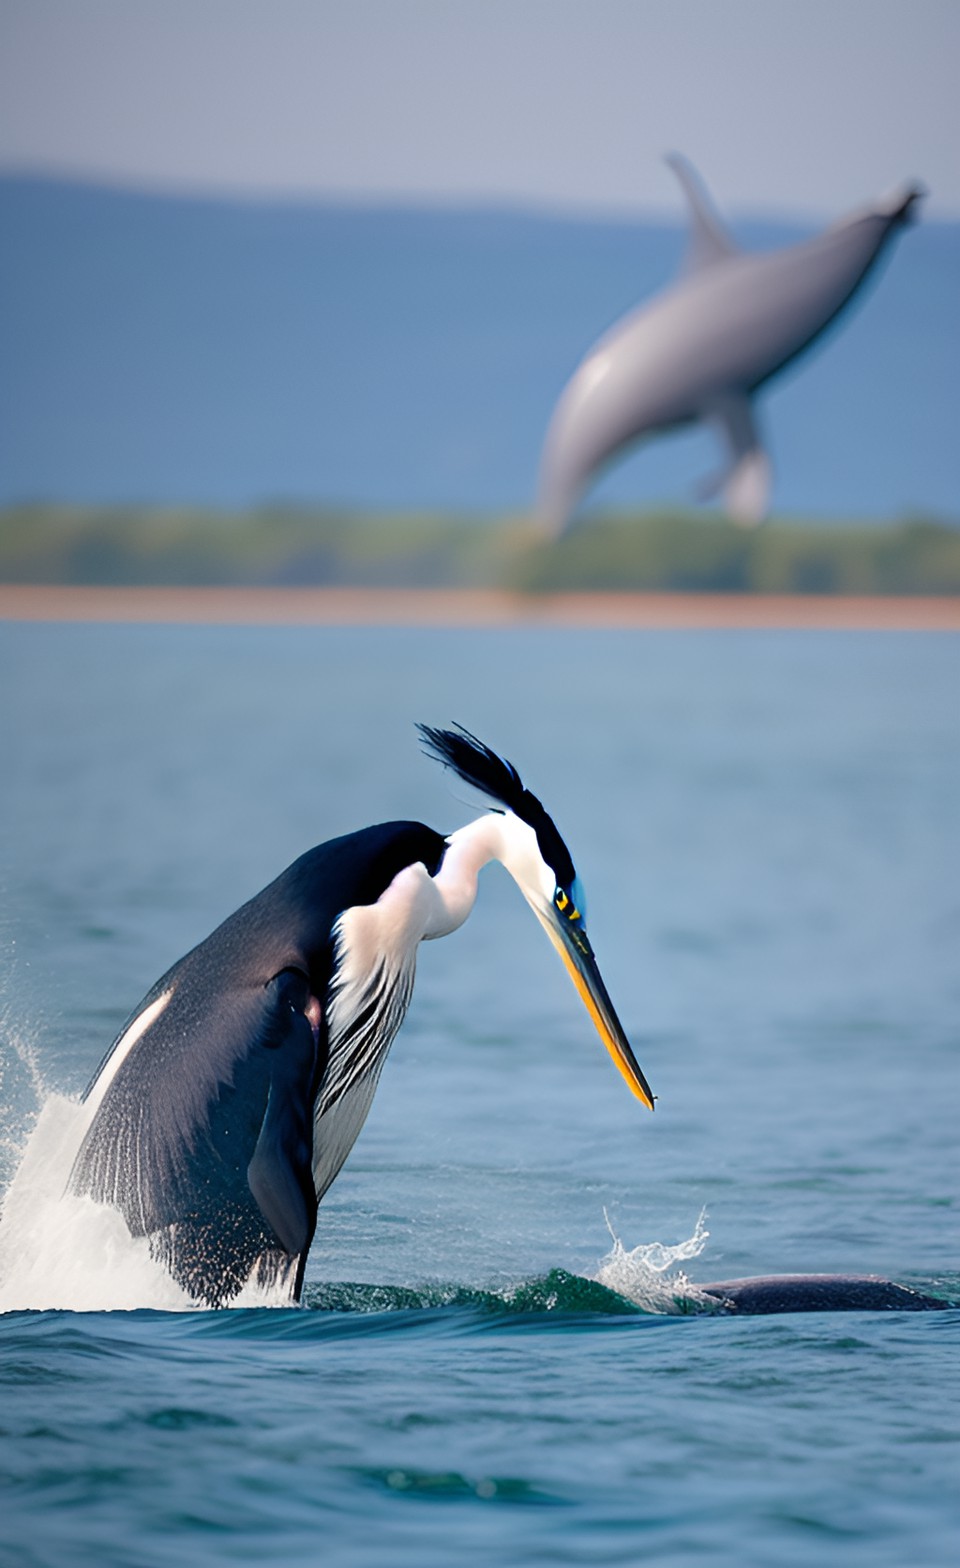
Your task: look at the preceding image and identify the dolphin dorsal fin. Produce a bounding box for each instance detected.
[666,153,739,273]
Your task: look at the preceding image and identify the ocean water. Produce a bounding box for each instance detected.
[1,622,958,1566]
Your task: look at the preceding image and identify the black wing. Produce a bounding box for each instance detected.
[70,967,321,1306]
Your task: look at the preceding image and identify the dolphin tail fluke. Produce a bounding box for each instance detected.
[723,445,771,527]
[536,467,574,539]
[536,480,575,539]
[701,394,771,526]
[665,152,740,273]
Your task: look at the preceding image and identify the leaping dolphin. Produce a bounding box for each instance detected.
[538,155,924,531]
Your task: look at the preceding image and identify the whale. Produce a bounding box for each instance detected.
[538,155,924,531]
[696,1274,950,1315]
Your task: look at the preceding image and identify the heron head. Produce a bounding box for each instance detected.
[418,724,655,1111]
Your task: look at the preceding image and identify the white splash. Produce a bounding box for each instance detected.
[0,1092,192,1313]
[0,1008,47,1190]
[594,1209,720,1314]
[0,1088,304,1313]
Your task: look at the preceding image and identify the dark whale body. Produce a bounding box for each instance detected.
[697,1274,950,1315]
[70,821,446,1306]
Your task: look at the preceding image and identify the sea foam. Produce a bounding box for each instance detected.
[0,1091,191,1312]
[594,1209,720,1314]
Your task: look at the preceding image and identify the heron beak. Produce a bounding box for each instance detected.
[539,909,655,1110]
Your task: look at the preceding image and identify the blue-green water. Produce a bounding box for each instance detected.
[1,624,958,1565]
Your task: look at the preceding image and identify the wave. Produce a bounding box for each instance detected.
[0,1098,711,1316]
[1,1073,955,1320]
[3,1270,956,1352]
[303,1269,643,1318]
[0,1044,718,1315]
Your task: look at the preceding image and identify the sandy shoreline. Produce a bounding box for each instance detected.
[1,585,959,630]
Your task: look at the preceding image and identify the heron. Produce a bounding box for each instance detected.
[69,724,653,1307]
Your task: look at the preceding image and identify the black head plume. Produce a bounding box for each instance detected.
[417,723,576,891]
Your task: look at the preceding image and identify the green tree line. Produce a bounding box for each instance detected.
[2,504,959,594]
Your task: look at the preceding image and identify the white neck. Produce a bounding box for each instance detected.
[424,811,552,940]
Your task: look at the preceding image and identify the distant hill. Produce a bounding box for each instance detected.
[1,175,957,519]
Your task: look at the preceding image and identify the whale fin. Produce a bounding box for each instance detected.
[245,972,321,1257]
[701,394,771,526]
[666,152,739,273]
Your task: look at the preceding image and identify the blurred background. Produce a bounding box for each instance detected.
[1,0,958,591]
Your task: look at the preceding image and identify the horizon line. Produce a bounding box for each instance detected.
[2,160,953,228]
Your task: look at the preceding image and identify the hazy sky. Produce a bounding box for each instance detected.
[1,0,958,218]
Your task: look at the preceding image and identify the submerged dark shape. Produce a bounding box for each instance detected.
[69,726,653,1307]
[696,1274,951,1315]
[538,154,924,530]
